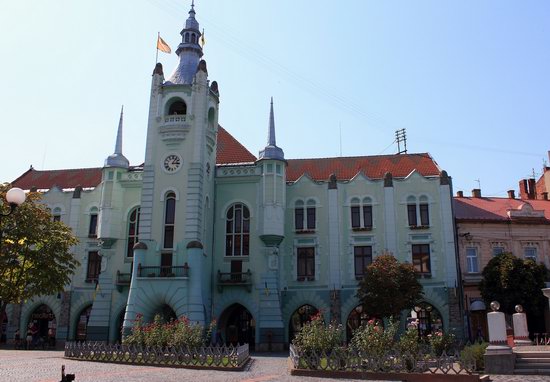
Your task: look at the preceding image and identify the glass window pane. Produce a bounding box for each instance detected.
[351,206,360,228]
[306,207,316,229]
[408,204,417,226]
[295,208,304,230]
[420,204,429,226]
[363,205,373,227]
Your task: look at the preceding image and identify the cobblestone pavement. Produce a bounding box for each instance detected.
[1,349,550,382]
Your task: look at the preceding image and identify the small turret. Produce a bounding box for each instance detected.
[167,1,204,85]
[104,106,129,169]
[259,98,285,161]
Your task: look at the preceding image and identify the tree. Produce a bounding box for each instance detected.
[0,184,79,334]
[357,253,423,319]
[480,252,548,333]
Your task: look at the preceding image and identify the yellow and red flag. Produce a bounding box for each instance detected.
[157,35,171,54]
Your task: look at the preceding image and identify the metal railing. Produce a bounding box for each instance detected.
[138,264,189,278]
[289,344,476,375]
[116,271,131,285]
[64,342,249,369]
[217,270,252,292]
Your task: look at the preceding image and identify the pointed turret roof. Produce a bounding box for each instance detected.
[104,106,129,169]
[258,98,285,161]
[167,1,204,85]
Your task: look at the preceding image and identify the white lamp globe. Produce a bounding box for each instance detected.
[6,187,26,206]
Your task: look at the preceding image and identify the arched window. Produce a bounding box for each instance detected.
[168,100,187,115]
[350,197,373,229]
[191,34,196,44]
[289,305,318,342]
[407,195,429,227]
[294,199,316,231]
[88,207,98,238]
[185,33,190,43]
[408,302,443,337]
[164,192,176,249]
[225,203,250,256]
[127,207,140,257]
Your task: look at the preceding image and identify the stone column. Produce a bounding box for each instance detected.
[484,301,514,374]
[512,305,531,346]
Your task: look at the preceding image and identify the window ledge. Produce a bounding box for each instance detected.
[352,227,373,232]
[409,225,430,230]
[297,277,315,282]
[295,229,316,234]
[415,273,432,279]
[85,278,98,283]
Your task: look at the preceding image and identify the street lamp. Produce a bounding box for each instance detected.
[0,187,27,245]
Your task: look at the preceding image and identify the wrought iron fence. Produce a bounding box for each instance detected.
[65,341,249,369]
[289,344,475,375]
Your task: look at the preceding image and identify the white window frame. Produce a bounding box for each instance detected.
[466,247,479,273]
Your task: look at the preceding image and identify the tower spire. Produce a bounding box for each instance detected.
[259,98,285,161]
[167,1,204,84]
[104,105,129,169]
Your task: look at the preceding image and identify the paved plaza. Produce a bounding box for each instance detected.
[1,349,550,382]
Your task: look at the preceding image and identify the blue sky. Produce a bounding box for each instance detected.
[2,0,549,196]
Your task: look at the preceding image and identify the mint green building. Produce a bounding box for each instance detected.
[7,4,461,350]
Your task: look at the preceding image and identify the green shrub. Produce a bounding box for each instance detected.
[460,342,488,371]
[397,327,421,355]
[292,311,343,354]
[349,318,398,358]
[428,330,455,356]
[123,313,215,349]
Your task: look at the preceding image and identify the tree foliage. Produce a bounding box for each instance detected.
[480,252,548,318]
[356,254,423,319]
[0,184,79,326]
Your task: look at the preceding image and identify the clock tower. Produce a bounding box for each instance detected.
[123,2,219,330]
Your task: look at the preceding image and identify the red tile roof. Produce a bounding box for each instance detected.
[216,126,256,164]
[12,167,103,190]
[454,197,550,222]
[12,126,257,190]
[286,153,441,182]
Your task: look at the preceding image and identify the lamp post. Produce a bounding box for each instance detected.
[0,187,26,248]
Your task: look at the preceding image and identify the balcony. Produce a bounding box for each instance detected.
[116,270,132,292]
[137,263,189,278]
[159,115,191,143]
[217,270,252,293]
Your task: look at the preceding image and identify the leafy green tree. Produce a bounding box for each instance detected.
[480,252,548,333]
[357,253,423,319]
[0,184,79,333]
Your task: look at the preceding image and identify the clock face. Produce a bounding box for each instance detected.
[163,154,182,173]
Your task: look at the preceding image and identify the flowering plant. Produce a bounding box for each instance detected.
[349,318,398,358]
[292,311,343,354]
[428,330,455,355]
[123,313,216,349]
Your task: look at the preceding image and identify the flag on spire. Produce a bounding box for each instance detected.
[157,35,171,54]
[200,28,206,48]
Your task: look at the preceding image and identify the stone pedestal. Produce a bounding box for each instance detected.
[513,312,531,346]
[485,310,514,374]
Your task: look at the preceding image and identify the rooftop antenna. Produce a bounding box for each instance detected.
[395,128,407,154]
[339,122,342,157]
[474,179,481,189]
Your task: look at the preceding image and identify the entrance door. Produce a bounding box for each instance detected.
[76,305,92,341]
[289,305,318,344]
[221,304,255,350]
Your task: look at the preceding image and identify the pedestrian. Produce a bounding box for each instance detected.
[26,324,33,350]
[14,329,21,349]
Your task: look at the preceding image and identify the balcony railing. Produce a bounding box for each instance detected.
[217,270,252,293]
[116,271,131,285]
[138,263,189,278]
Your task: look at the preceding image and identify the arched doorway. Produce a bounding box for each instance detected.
[115,309,126,343]
[288,304,318,344]
[28,304,56,346]
[219,304,255,350]
[407,302,443,337]
[75,305,92,341]
[346,305,371,341]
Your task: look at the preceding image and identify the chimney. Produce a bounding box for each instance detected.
[472,189,481,198]
[528,178,536,199]
[507,190,515,199]
[519,179,529,199]
[456,190,464,198]
[543,192,548,201]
